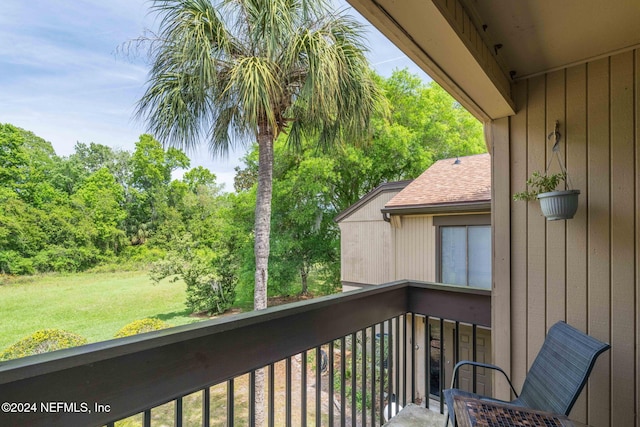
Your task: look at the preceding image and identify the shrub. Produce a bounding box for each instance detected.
[32,245,101,273]
[150,235,236,315]
[114,318,169,338]
[0,329,88,361]
[0,251,34,275]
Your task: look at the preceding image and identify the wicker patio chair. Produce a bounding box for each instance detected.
[444,321,610,427]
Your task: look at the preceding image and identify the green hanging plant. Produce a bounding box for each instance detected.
[512,171,567,202]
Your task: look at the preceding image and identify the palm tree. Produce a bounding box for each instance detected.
[135,0,381,419]
[137,0,380,307]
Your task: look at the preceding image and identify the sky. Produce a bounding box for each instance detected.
[0,0,431,191]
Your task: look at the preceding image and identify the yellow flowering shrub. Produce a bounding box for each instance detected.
[114,318,169,338]
[0,329,88,361]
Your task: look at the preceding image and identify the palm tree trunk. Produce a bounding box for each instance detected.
[253,128,274,426]
[254,131,273,311]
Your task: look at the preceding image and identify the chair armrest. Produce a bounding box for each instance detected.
[450,361,519,398]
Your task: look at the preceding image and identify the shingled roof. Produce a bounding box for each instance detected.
[383,153,491,214]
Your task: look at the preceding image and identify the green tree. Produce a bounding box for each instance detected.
[0,123,66,207]
[327,70,485,211]
[73,168,127,253]
[127,134,190,244]
[382,69,485,161]
[134,0,381,323]
[0,124,28,186]
[131,134,189,192]
[182,166,221,194]
[64,142,132,192]
[271,152,340,295]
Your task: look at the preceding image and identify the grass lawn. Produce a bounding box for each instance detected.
[0,271,345,425]
[0,271,203,350]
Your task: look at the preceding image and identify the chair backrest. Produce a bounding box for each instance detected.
[517,321,610,415]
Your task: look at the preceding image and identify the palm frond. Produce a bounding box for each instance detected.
[224,56,283,133]
[136,0,381,156]
[282,11,383,151]
[136,0,238,152]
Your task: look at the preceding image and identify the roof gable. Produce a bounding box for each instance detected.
[335,180,411,223]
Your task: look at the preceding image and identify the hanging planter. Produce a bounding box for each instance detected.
[513,121,580,221]
[537,189,580,220]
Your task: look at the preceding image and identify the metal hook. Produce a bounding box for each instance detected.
[548,120,561,152]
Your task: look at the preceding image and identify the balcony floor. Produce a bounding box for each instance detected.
[383,403,447,426]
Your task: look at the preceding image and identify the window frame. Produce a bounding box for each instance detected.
[434,214,491,288]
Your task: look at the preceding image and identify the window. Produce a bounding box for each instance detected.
[435,215,491,289]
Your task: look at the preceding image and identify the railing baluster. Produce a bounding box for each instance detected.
[301,351,307,427]
[454,321,460,387]
[394,316,400,406]
[316,346,322,427]
[370,326,376,426]
[249,371,256,427]
[269,363,275,427]
[329,341,334,425]
[361,329,367,427]
[175,397,183,427]
[202,388,210,427]
[472,324,478,393]
[286,357,292,427]
[144,409,151,427]
[386,319,392,422]
[340,336,346,427]
[411,313,416,402]
[227,379,234,427]
[439,318,445,414]
[402,314,407,407]
[378,323,384,423]
[350,333,356,426]
[425,316,430,409]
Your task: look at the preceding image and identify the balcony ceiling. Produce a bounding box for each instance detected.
[348,0,640,120]
[461,0,640,79]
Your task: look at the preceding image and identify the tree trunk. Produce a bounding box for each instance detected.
[253,128,274,427]
[254,131,273,311]
[300,266,309,295]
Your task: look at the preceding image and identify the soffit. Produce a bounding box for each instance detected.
[348,0,516,121]
[348,0,640,119]
[461,0,640,80]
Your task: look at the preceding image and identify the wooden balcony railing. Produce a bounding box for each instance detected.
[0,281,490,427]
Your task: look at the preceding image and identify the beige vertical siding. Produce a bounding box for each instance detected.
[493,49,639,426]
[339,191,399,285]
[339,221,393,285]
[394,216,436,282]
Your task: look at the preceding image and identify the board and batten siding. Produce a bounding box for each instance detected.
[339,190,399,287]
[491,48,639,427]
[393,215,437,283]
